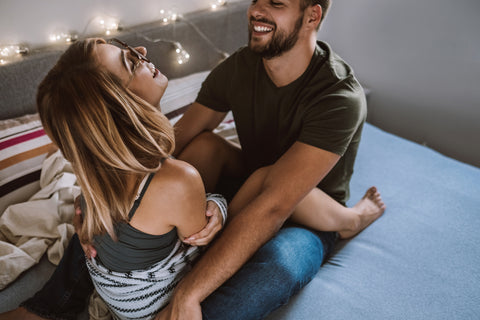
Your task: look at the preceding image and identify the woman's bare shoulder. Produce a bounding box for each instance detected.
[152,158,203,192]
[129,158,206,236]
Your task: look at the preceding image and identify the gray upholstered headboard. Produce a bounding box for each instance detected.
[0,1,249,120]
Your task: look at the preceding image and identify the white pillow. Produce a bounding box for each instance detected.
[161,70,210,123]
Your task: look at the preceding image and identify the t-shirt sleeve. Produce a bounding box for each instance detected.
[195,58,232,113]
[299,81,367,156]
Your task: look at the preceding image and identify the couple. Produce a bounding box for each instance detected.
[2,0,385,319]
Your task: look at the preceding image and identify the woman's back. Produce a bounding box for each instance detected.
[86,158,209,320]
[91,158,208,272]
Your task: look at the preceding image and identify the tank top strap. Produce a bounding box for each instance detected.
[128,173,155,220]
[128,157,168,220]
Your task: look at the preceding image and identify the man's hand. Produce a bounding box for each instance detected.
[73,195,97,258]
[183,200,223,246]
[156,294,202,320]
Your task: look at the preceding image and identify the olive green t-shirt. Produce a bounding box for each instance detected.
[196,41,366,205]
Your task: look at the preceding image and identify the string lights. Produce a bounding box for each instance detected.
[49,31,79,43]
[0,1,228,66]
[0,45,28,65]
[97,16,121,36]
[210,0,227,10]
[159,9,178,24]
[173,42,190,65]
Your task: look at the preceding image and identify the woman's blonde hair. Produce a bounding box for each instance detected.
[37,38,175,243]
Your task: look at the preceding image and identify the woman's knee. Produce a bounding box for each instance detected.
[188,131,223,153]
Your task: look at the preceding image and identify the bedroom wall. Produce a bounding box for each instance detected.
[0,0,244,47]
[318,0,480,168]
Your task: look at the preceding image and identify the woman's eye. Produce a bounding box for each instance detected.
[128,57,136,72]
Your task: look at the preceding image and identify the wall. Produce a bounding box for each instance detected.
[0,0,243,47]
[319,0,480,167]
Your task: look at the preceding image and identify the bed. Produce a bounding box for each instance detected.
[1,1,479,319]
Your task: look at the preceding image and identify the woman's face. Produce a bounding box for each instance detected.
[95,42,168,107]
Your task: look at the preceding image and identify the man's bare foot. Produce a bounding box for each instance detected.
[0,307,48,320]
[339,186,386,239]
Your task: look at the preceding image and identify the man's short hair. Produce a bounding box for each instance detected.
[301,0,331,25]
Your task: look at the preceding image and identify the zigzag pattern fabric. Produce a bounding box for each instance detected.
[86,240,200,320]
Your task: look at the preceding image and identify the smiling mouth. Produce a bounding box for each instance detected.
[250,17,275,35]
[147,62,159,78]
[253,25,273,33]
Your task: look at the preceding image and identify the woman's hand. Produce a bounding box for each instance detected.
[73,195,97,258]
[182,200,223,246]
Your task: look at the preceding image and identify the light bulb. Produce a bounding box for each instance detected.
[48,31,78,43]
[211,0,226,10]
[0,45,28,65]
[159,9,178,24]
[173,42,190,65]
[97,16,120,35]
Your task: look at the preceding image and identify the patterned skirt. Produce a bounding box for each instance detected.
[86,240,200,320]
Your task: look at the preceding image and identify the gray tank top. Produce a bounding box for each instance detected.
[88,171,178,273]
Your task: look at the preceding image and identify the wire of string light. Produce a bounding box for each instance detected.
[0,1,229,65]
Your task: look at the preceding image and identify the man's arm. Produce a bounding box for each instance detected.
[173,102,227,157]
[162,141,340,319]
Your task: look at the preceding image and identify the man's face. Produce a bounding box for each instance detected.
[247,0,305,59]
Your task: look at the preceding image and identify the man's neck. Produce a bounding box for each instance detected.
[262,36,317,88]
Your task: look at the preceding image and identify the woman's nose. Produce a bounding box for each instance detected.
[135,46,147,57]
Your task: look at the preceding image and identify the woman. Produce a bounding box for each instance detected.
[36,38,227,320]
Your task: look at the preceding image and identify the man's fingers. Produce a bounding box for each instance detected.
[188,217,218,240]
[81,243,97,258]
[72,213,83,234]
[74,195,82,214]
[206,201,218,216]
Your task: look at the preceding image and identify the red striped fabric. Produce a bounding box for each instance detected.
[0,129,46,150]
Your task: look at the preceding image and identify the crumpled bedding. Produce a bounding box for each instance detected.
[0,150,79,290]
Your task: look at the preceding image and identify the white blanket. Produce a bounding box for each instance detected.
[0,150,79,290]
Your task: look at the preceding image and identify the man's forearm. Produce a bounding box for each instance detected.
[173,193,288,303]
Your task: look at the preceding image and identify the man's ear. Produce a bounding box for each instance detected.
[306,4,322,30]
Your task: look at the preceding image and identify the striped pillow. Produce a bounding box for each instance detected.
[0,114,56,214]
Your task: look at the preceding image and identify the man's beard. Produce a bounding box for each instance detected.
[248,14,304,60]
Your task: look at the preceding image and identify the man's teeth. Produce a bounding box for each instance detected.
[254,25,273,32]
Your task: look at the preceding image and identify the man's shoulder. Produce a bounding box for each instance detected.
[313,41,357,82]
[305,41,365,105]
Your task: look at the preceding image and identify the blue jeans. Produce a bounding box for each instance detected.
[22,229,336,320]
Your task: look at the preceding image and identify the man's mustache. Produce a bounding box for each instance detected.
[249,17,276,28]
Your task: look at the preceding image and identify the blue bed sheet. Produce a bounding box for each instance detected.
[269,123,480,320]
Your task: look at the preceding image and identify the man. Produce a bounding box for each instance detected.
[1,0,384,319]
[159,0,384,318]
